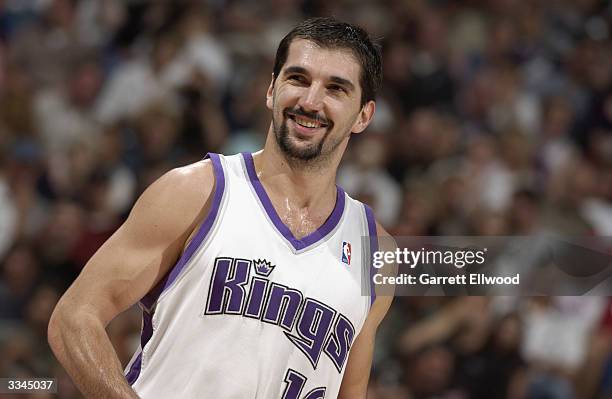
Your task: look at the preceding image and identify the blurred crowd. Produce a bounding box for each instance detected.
[0,0,611,398]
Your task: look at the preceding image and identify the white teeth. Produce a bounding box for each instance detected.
[294,116,321,128]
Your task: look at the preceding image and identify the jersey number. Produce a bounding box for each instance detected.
[282,369,326,399]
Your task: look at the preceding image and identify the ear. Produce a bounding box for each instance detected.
[266,74,275,111]
[351,100,376,134]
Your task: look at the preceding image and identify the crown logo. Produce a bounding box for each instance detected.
[253,259,275,277]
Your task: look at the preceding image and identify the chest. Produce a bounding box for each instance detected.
[270,196,336,240]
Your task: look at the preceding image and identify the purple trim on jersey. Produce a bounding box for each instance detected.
[241,152,345,251]
[364,205,378,306]
[125,353,142,385]
[125,309,152,384]
[140,309,154,347]
[127,153,225,385]
[140,153,226,310]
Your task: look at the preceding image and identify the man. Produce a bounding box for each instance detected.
[48,17,394,398]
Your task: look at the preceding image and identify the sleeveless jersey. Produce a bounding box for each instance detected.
[124,152,378,398]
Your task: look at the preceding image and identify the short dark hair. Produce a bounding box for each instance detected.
[272,17,382,107]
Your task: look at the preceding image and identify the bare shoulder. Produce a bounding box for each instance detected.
[146,159,215,209]
[133,159,216,232]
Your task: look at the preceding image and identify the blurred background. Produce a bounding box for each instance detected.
[0,0,611,398]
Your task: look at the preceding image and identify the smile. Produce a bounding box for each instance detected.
[286,112,329,130]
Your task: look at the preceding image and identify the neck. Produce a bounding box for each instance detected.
[253,128,345,209]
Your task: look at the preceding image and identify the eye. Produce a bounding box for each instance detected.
[328,84,346,94]
[287,74,308,85]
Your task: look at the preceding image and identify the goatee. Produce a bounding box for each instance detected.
[274,115,327,161]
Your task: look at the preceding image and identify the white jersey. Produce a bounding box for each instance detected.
[125,152,378,398]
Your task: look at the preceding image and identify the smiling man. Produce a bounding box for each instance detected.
[48,17,393,399]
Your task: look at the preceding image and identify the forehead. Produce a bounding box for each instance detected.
[283,39,361,86]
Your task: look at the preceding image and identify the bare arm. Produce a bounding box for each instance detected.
[338,223,395,399]
[48,161,215,399]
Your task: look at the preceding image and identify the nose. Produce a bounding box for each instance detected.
[298,82,325,112]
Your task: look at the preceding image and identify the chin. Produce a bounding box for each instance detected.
[285,144,322,161]
[279,135,322,160]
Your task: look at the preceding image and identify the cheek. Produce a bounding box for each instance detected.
[330,102,359,128]
[276,84,307,106]
[269,88,288,112]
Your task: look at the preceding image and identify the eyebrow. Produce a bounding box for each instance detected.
[283,66,356,92]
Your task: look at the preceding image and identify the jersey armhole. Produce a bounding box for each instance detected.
[363,204,378,307]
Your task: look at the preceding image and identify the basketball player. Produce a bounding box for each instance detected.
[48,17,394,398]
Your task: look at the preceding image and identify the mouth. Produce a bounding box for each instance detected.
[285,111,330,135]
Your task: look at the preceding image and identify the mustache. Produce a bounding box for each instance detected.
[284,107,331,126]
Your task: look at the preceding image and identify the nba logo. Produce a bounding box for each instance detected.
[342,242,351,265]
